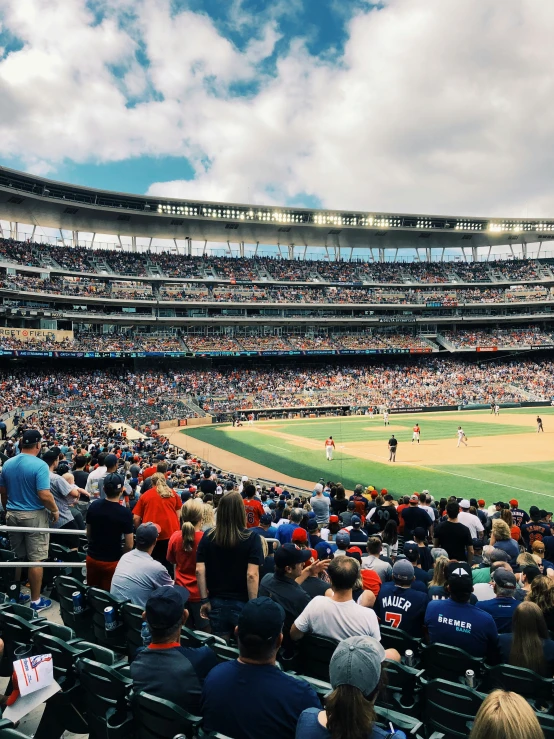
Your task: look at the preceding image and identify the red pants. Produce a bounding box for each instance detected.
[86,555,119,591]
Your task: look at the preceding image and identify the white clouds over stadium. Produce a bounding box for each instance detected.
[1,0,554,216]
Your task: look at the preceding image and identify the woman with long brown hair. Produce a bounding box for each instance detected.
[296,635,404,739]
[498,601,554,675]
[167,499,208,629]
[132,472,182,571]
[196,491,264,638]
[526,575,554,631]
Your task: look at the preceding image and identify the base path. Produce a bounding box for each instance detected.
[166,427,318,492]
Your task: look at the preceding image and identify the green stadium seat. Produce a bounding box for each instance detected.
[379,659,424,715]
[292,674,332,705]
[419,643,484,683]
[0,550,21,603]
[120,601,145,659]
[77,657,134,739]
[0,608,47,677]
[379,625,421,657]
[374,706,425,738]
[421,677,486,739]
[55,575,93,640]
[180,626,215,648]
[210,642,240,663]
[87,586,129,653]
[483,664,554,711]
[131,691,203,739]
[296,633,338,681]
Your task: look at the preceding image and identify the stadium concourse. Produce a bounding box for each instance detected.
[0,393,552,737]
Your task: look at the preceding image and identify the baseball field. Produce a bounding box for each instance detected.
[173,407,554,509]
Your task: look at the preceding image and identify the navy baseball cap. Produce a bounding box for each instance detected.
[274,543,312,568]
[22,429,42,445]
[145,585,190,629]
[238,597,285,641]
[336,531,351,547]
[403,542,419,561]
[104,453,118,468]
[136,522,161,547]
[446,562,473,594]
[103,473,125,496]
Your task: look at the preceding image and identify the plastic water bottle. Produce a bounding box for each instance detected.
[141,621,152,646]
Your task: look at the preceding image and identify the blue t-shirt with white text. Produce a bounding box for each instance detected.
[424,599,498,659]
[374,582,428,637]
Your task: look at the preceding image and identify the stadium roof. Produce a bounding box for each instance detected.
[1,165,553,251]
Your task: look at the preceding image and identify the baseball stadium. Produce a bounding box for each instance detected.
[3,165,554,506]
[2,169,554,736]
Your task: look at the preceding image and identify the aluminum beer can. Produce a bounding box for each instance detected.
[72,591,83,614]
[104,606,116,630]
[465,669,475,687]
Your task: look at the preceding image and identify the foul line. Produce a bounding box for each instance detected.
[409,464,554,499]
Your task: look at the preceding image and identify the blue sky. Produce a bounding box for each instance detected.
[1,0,554,218]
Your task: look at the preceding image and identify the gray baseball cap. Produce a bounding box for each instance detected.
[392,559,415,583]
[329,636,386,697]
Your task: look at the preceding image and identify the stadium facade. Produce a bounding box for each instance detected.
[0,166,554,362]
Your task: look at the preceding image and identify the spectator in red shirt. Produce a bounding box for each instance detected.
[243,483,265,529]
[167,498,209,629]
[133,473,182,573]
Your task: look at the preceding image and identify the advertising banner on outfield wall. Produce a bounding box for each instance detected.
[388,405,457,414]
[0,328,74,342]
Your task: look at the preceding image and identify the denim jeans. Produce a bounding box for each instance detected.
[209,597,246,637]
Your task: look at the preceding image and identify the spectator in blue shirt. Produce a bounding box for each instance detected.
[476,568,520,634]
[202,597,320,739]
[276,508,303,545]
[250,514,277,540]
[0,429,59,612]
[424,562,499,662]
[375,560,429,637]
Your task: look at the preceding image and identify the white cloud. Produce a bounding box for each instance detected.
[2,0,554,218]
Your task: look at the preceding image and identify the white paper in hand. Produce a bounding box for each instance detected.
[14,654,54,697]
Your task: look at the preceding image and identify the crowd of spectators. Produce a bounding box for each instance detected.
[0,402,552,737]
[0,238,551,285]
[4,327,554,357]
[443,327,554,349]
[5,268,554,308]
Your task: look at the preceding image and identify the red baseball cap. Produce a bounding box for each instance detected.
[347,546,363,555]
[292,528,308,543]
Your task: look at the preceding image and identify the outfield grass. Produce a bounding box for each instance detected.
[182,407,554,509]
